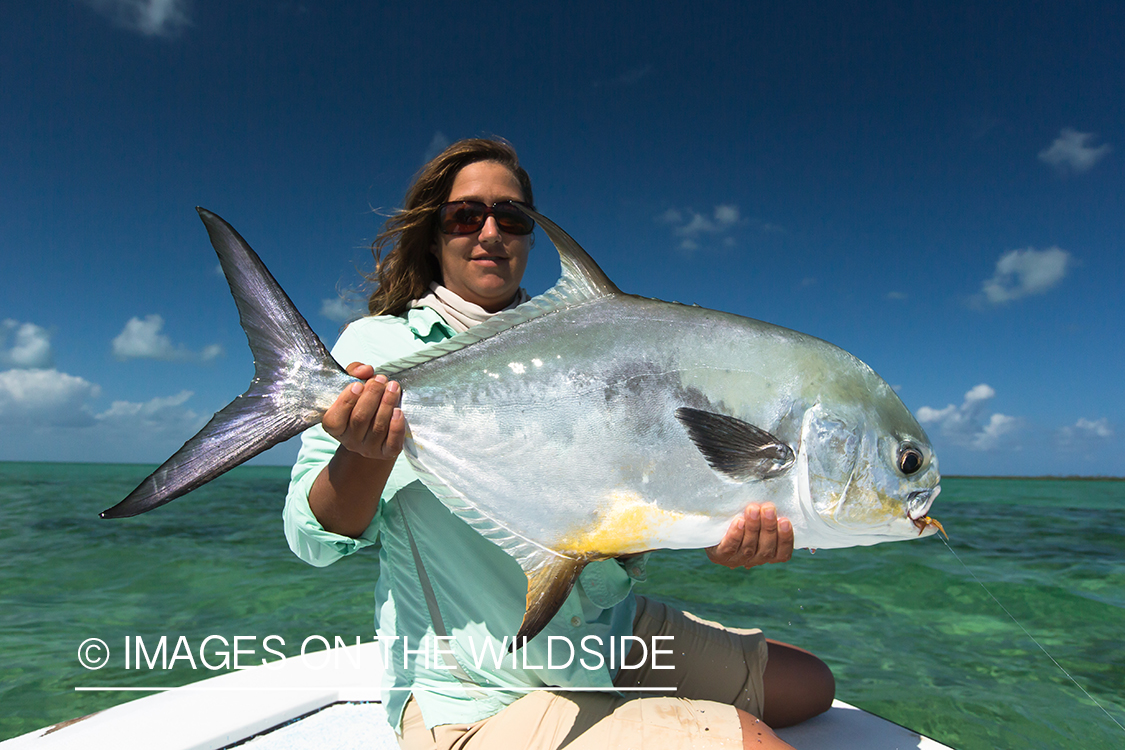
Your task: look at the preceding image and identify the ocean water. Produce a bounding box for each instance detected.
[1,462,1122,748]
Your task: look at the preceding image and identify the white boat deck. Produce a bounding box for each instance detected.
[232,699,952,750]
[233,703,389,749]
[3,642,953,749]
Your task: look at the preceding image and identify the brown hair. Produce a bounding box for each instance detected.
[366,138,535,316]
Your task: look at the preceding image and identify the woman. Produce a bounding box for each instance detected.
[284,138,834,750]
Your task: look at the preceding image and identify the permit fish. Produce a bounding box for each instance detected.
[103,207,942,646]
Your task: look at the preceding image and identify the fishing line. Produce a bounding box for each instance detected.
[939,536,1125,735]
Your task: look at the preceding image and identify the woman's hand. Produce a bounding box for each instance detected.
[309,362,405,537]
[706,503,795,569]
[322,362,406,461]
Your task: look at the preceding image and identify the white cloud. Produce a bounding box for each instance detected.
[965,383,995,403]
[659,205,741,253]
[112,315,222,362]
[713,205,740,225]
[1038,128,1111,174]
[2,322,206,439]
[918,383,1020,451]
[96,390,201,436]
[98,393,184,421]
[979,247,1070,304]
[79,0,191,37]
[113,315,175,359]
[320,296,366,324]
[886,291,908,301]
[1,320,53,369]
[0,364,211,461]
[1057,417,1113,448]
[680,205,739,235]
[0,368,101,426]
[975,413,1021,451]
[916,404,955,423]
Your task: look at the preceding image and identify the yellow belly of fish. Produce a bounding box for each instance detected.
[557,491,689,556]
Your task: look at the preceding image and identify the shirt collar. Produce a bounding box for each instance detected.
[404,306,456,340]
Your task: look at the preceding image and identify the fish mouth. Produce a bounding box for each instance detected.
[905,486,939,522]
[906,486,945,538]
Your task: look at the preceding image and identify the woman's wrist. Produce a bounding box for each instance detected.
[310,445,394,537]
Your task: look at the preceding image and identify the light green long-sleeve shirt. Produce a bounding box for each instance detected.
[283,308,648,732]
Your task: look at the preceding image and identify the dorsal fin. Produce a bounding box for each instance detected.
[522,206,620,301]
[376,207,620,378]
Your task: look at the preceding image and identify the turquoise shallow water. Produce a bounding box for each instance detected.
[1,462,1123,748]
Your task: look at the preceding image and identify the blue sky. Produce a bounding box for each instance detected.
[2,1,1122,476]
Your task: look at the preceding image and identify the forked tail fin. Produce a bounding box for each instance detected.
[101,208,355,518]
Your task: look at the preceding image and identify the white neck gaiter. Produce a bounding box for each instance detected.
[410,282,530,333]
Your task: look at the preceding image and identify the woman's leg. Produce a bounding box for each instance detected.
[760,639,836,728]
[737,708,797,749]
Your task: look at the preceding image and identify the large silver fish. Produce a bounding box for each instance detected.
[103,207,942,644]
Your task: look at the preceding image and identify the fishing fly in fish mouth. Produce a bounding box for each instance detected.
[103,137,947,748]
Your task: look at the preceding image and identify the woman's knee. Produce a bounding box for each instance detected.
[761,640,835,728]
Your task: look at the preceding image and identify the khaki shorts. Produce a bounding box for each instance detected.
[398,595,768,750]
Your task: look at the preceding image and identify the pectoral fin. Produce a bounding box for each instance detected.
[676,406,795,482]
[509,556,589,652]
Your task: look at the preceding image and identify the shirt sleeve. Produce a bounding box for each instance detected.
[282,315,430,567]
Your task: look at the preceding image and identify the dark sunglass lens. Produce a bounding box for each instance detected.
[440,202,486,234]
[439,201,534,235]
[494,203,534,235]
[453,205,486,231]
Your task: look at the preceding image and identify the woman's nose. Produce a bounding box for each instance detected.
[479,215,502,242]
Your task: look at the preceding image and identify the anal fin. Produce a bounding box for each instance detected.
[509,556,589,652]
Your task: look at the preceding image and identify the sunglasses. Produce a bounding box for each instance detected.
[437,201,536,236]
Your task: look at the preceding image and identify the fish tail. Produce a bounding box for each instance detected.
[101,208,354,518]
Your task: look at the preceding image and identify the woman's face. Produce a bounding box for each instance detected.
[433,161,531,312]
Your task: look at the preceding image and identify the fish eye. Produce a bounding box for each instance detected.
[898,445,924,475]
